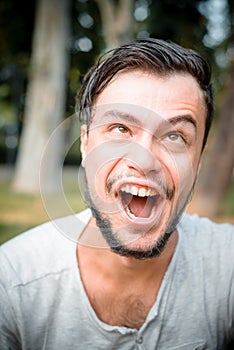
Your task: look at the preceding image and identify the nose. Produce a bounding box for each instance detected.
[125,135,162,175]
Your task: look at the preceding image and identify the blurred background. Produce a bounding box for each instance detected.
[0,0,233,244]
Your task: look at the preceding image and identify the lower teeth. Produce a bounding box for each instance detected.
[126,205,136,218]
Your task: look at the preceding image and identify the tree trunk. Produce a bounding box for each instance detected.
[13,0,71,193]
[190,58,234,217]
[95,0,135,49]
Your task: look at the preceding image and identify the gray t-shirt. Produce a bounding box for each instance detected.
[0,209,234,350]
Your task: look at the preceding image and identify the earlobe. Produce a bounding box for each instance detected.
[80,125,88,167]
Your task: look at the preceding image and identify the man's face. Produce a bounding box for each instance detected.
[80,70,206,258]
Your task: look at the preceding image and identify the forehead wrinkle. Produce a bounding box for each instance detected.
[103,110,197,130]
[93,108,197,135]
[97,109,144,127]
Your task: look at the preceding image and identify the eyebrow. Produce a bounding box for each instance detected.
[168,115,197,130]
[101,109,197,131]
[102,110,142,126]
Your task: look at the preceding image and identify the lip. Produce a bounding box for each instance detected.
[114,177,166,226]
[114,177,166,198]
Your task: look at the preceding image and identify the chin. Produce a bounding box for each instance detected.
[109,230,174,260]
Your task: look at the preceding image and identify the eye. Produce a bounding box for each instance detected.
[117,125,129,134]
[110,124,130,135]
[166,132,185,143]
[168,133,180,141]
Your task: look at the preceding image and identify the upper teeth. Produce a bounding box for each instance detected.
[120,185,157,197]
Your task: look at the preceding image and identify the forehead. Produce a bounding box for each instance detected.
[94,70,206,124]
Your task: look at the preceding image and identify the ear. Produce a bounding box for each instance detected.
[80,125,88,167]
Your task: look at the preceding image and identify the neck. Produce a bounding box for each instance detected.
[78,217,178,284]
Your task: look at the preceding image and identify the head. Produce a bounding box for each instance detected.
[78,38,213,151]
[77,38,213,259]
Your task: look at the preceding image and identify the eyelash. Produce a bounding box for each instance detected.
[109,124,130,135]
[108,124,188,145]
[165,132,187,143]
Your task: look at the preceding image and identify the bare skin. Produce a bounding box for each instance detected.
[77,217,178,329]
[77,70,206,329]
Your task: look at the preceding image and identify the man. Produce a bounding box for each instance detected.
[0,38,234,349]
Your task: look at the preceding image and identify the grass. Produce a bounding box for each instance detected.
[0,169,87,244]
[0,169,234,245]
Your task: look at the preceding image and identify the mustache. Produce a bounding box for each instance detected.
[106,174,174,201]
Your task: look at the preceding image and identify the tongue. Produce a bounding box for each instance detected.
[128,195,153,218]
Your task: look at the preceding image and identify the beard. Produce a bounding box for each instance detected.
[80,166,195,260]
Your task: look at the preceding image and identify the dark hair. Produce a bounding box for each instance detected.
[77,38,213,150]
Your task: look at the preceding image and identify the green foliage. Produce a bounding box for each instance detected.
[148,0,212,61]
[0,0,35,65]
[71,0,104,78]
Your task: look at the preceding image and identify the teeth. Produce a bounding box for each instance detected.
[126,205,135,218]
[138,188,146,197]
[132,186,138,196]
[146,189,151,196]
[120,185,157,197]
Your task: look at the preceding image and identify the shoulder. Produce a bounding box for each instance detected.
[179,213,234,241]
[0,209,91,287]
[178,213,234,269]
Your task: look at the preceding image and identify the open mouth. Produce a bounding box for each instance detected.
[117,184,163,223]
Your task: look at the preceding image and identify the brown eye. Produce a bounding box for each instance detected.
[118,126,128,133]
[110,124,130,135]
[168,133,180,141]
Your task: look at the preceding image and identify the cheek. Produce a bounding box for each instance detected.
[83,139,126,213]
[162,150,196,196]
[84,127,130,167]
[85,138,128,178]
